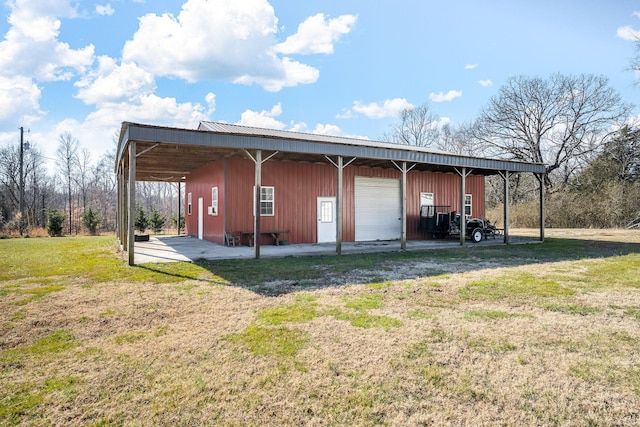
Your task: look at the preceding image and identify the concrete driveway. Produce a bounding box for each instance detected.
[133,234,531,264]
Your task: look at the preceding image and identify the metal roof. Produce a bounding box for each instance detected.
[198,121,452,155]
[116,121,546,181]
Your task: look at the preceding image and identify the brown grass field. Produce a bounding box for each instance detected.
[1,229,640,426]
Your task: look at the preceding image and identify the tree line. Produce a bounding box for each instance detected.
[384,73,639,229]
[1,72,638,236]
[0,132,182,237]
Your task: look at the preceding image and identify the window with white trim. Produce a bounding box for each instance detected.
[187,192,192,215]
[211,187,218,216]
[254,186,275,216]
[320,200,333,223]
[464,194,472,217]
[260,186,274,216]
[420,192,434,207]
[420,192,434,217]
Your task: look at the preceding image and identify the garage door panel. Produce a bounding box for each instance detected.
[354,177,401,241]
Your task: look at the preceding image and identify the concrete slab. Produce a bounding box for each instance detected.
[134,234,539,264]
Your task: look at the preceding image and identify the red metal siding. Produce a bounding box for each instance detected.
[225,158,336,245]
[185,160,225,244]
[406,171,485,239]
[185,158,485,245]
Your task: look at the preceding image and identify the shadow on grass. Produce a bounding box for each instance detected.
[133,264,207,282]
[159,237,640,297]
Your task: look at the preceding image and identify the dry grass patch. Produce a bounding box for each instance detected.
[1,231,640,424]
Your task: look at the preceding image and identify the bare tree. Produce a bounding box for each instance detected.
[93,149,117,231]
[0,142,47,232]
[76,148,92,212]
[382,103,442,147]
[473,73,632,190]
[57,132,79,235]
[437,122,485,156]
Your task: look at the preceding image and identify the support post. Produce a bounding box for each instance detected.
[19,127,24,236]
[537,173,545,242]
[503,170,510,245]
[121,165,126,246]
[127,142,136,265]
[117,165,122,246]
[122,162,129,251]
[254,150,262,259]
[459,167,466,247]
[325,156,355,255]
[336,156,343,255]
[177,181,182,235]
[400,161,407,251]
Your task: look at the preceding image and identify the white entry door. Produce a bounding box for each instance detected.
[198,197,204,240]
[317,197,336,243]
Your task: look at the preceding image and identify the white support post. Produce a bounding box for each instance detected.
[336,156,343,255]
[391,160,415,251]
[177,181,182,235]
[122,162,128,251]
[459,167,466,247]
[537,173,545,242]
[254,150,262,259]
[401,161,408,251]
[325,155,355,256]
[127,142,136,266]
[503,170,510,245]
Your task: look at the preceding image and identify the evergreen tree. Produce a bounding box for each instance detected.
[172,213,185,234]
[82,207,101,235]
[46,209,65,237]
[134,206,148,233]
[148,208,166,234]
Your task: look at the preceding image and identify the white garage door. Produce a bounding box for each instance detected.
[354,176,401,241]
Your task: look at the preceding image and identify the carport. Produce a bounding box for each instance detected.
[116,122,546,265]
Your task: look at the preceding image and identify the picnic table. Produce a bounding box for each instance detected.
[240,230,289,246]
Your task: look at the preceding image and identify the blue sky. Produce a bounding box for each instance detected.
[1,0,639,172]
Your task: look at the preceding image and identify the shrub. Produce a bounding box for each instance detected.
[148,208,166,234]
[47,210,65,237]
[82,207,101,235]
[134,207,148,234]
[172,213,185,234]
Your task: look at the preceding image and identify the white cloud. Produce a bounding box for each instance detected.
[237,103,286,129]
[33,92,214,169]
[75,57,156,104]
[350,98,413,119]
[232,57,319,92]
[617,25,640,41]
[0,76,43,127]
[464,64,478,70]
[478,79,493,87]
[288,122,309,132]
[312,123,342,136]
[0,1,94,81]
[274,13,357,55]
[84,94,210,130]
[0,0,94,125]
[96,4,115,16]
[9,0,78,20]
[122,0,332,91]
[232,104,367,140]
[429,90,462,102]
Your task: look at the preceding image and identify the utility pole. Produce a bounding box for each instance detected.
[18,127,30,236]
[19,127,24,237]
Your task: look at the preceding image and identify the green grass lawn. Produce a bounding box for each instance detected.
[1,232,640,425]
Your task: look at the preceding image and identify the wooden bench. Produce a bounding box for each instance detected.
[224,231,241,246]
[240,230,289,246]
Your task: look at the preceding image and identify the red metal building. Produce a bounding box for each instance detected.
[116,121,546,264]
[185,156,485,246]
